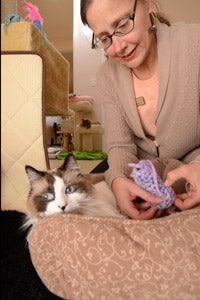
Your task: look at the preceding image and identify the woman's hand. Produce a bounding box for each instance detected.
[165,163,200,210]
[112,177,162,220]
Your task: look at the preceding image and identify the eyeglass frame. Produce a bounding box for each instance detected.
[91,0,138,50]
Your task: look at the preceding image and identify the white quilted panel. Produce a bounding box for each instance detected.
[1,54,48,213]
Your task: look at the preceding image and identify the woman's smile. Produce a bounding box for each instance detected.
[121,46,137,62]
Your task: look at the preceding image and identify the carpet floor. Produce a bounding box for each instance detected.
[1,210,63,300]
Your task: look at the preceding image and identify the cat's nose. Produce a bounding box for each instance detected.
[60,205,66,211]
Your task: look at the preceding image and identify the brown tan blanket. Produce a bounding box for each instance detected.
[29,207,200,300]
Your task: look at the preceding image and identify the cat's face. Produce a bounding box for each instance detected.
[25,154,98,219]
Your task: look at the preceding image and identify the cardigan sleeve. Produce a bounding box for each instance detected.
[182,147,200,163]
[96,63,139,186]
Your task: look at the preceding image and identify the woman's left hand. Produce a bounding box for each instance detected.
[112,176,161,220]
[165,163,200,210]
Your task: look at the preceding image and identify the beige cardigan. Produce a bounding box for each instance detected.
[96,22,200,186]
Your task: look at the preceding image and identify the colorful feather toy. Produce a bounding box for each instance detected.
[21,1,43,31]
[2,13,22,31]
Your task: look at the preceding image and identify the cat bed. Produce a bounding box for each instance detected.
[28,207,200,300]
[69,94,94,104]
[69,99,94,114]
[56,150,108,160]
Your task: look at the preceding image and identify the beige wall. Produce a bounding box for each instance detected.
[73,1,107,149]
[73,0,200,151]
[160,0,200,23]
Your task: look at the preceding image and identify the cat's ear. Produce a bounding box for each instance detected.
[59,153,80,172]
[25,165,45,183]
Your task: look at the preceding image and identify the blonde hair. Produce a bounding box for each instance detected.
[151,0,171,26]
[80,0,170,26]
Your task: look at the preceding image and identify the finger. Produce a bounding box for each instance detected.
[155,210,164,218]
[137,201,151,210]
[175,197,200,210]
[125,204,158,220]
[134,185,162,205]
[175,193,188,200]
[137,207,158,220]
[164,166,187,186]
[124,202,142,219]
[120,201,146,219]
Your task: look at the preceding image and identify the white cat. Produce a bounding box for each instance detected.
[23,153,125,232]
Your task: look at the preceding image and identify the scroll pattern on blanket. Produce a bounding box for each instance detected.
[29,207,200,300]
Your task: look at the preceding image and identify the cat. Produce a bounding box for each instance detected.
[23,153,125,232]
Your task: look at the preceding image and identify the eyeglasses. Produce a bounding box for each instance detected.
[91,0,138,50]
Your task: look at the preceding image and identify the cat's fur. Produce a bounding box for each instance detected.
[23,154,125,232]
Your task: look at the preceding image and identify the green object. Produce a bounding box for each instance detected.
[56,150,107,160]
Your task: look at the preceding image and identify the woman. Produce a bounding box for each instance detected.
[81,0,200,219]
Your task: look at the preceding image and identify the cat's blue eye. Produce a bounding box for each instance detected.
[66,186,75,194]
[42,193,54,201]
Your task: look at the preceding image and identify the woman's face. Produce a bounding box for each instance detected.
[86,0,156,73]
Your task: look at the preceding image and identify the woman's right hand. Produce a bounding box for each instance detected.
[165,163,200,210]
[112,177,162,220]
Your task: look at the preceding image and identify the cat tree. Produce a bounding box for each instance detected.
[63,95,105,151]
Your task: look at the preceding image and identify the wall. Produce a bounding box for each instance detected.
[73,0,106,149]
[73,0,105,119]
[160,0,200,23]
[73,0,200,152]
